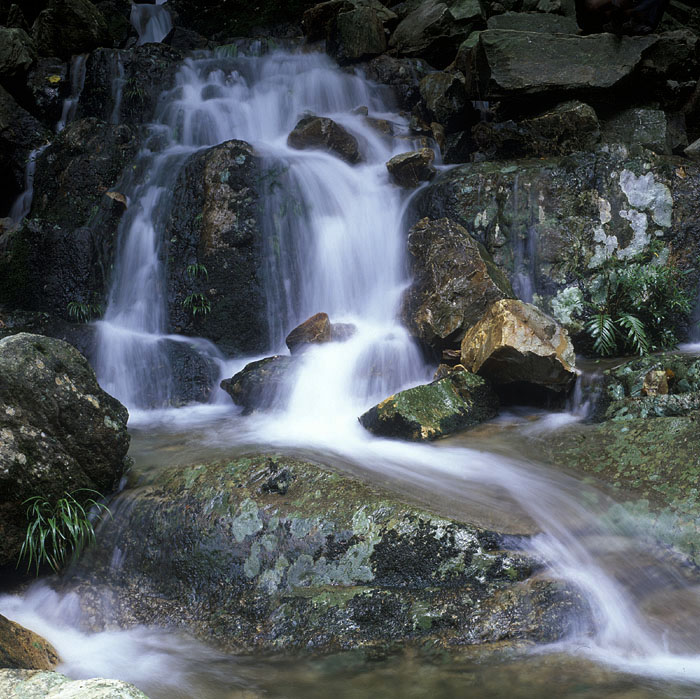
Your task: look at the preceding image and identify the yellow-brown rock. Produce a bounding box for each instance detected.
[285,312,332,353]
[460,299,576,393]
[0,614,59,670]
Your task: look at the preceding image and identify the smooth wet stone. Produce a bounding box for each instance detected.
[0,615,58,670]
[359,366,499,440]
[460,299,576,394]
[285,312,332,353]
[220,355,295,414]
[287,116,361,164]
[0,670,149,698]
[386,148,436,188]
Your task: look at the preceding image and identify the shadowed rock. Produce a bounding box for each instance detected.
[386,148,436,188]
[220,355,295,414]
[288,116,361,164]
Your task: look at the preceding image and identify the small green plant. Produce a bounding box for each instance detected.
[186,263,208,280]
[182,292,211,317]
[18,490,111,575]
[124,77,147,103]
[67,297,103,323]
[584,244,692,356]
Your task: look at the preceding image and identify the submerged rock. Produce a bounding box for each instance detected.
[71,454,590,654]
[460,299,576,394]
[285,312,333,353]
[386,148,436,188]
[359,366,499,440]
[288,115,361,164]
[220,355,295,414]
[0,333,130,568]
[0,670,149,698]
[403,217,514,352]
[0,615,58,670]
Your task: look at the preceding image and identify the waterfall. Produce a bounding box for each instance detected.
[130,0,173,46]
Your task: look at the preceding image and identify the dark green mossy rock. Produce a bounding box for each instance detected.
[359,368,499,441]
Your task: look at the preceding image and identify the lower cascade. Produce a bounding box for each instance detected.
[2,9,700,699]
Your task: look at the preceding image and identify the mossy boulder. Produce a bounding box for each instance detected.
[359,367,499,440]
[0,615,58,670]
[71,454,590,654]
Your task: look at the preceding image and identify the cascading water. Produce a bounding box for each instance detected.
[130,0,173,46]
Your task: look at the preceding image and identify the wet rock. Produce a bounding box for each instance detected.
[386,148,436,188]
[460,299,576,394]
[403,217,514,351]
[487,11,579,33]
[359,366,499,440]
[220,356,295,414]
[418,70,476,133]
[163,339,220,406]
[602,107,686,155]
[166,139,267,356]
[6,4,30,31]
[288,115,361,164]
[32,0,111,59]
[0,670,149,698]
[70,453,588,654]
[358,54,432,110]
[328,6,387,63]
[285,312,333,353]
[25,57,69,125]
[0,615,58,670]
[0,27,36,86]
[0,333,130,568]
[472,100,600,159]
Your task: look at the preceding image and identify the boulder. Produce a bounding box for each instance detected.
[328,6,387,63]
[601,107,686,155]
[487,11,579,33]
[166,139,268,356]
[386,148,436,188]
[418,70,476,133]
[0,670,149,699]
[359,366,499,440]
[0,333,130,568]
[472,100,601,159]
[287,116,361,164]
[31,0,111,59]
[220,355,295,414]
[460,299,576,394]
[403,217,514,351]
[68,453,590,654]
[303,0,353,41]
[285,312,332,353]
[0,616,58,670]
[358,54,432,110]
[0,27,36,84]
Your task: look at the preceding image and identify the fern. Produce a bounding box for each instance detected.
[617,313,649,356]
[586,313,616,356]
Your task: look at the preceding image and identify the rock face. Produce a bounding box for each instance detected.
[285,312,332,353]
[71,454,590,654]
[418,70,473,133]
[0,616,58,670]
[166,139,267,355]
[0,27,36,84]
[403,218,514,352]
[328,5,387,63]
[0,333,130,568]
[386,148,436,188]
[220,356,295,414]
[358,54,432,110]
[288,116,361,164]
[359,367,499,440]
[0,670,149,699]
[460,299,576,394]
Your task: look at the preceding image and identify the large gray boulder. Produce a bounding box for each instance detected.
[0,671,149,699]
[0,333,130,568]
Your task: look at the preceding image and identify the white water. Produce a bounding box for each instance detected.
[4,47,700,698]
[131,0,173,46]
[57,54,88,133]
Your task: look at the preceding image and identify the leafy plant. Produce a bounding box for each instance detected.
[124,77,147,103]
[67,297,103,323]
[182,292,211,316]
[186,262,208,280]
[584,244,692,356]
[18,490,111,575]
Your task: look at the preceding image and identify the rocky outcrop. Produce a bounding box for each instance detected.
[359,367,499,440]
[288,115,361,164]
[327,5,387,63]
[70,453,590,654]
[418,70,475,133]
[358,54,432,110]
[0,670,149,699]
[0,27,36,87]
[25,57,69,125]
[0,333,130,568]
[403,217,514,352]
[460,299,576,394]
[386,148,435,188]
[166,139,267,355]
[220,355,295,414]
[0,616,58,670]
[286,312,332,353]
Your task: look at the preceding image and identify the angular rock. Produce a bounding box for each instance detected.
[285,312,332,353]
[303,0,353,41]
[359,366,499,440]
[0,616,58,670]
[403,217,514,350]
[468,30,657,99]
[31,0,111,59]
[0,670,149,699]
[418,70,475,133]
[472,100,601,159]
[0,27,36,84]
[288,116,361,164]
[386,148,436,188]
[358,54,432,110]
[328,6,387,63]
[0,333,130,568]
[460,299,576,393]
[220,355,295,414]
[487,11,579,33]
[602,107,685,155]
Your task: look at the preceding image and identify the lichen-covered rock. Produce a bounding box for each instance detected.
[386,148,436,188]
[220,356,295,414]
[31,0,111,59]
[403,217,514,351]
[285,312,332,353]
[602,107,686,155]
[0,333,130,568]
[460,299,576,394]
[288,116,361,164]
[359,367,499,440]
[69,454,590,654]
[0,615,58,670]
[165,139,267,355]
[0,670,149,699]
[328,6,387,63]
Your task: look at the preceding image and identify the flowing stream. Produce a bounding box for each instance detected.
[3,47,700,698]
